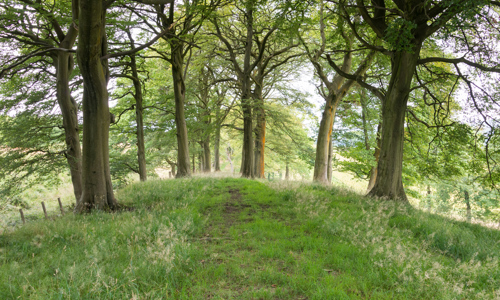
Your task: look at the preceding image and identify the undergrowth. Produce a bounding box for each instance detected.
[0,177,499,299]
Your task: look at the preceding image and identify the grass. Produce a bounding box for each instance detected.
[1,177,500,299]
[0,178,76,233]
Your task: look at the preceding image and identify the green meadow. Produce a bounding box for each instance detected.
[1,177,499,299]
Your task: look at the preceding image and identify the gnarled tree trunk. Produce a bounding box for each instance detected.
[367,49,422,202]
[55,49,82,202]
[75,0,117,212]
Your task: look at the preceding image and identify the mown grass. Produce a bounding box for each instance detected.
[1,177,499,299]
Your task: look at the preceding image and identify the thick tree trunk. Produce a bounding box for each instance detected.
[240,4,254,178]
[130,55,147,181]
[367,49,421,202]
[241,90,254,178]
[55,51,82,202]
[75,0,117,212]
[171,40,191,178]
[367,122,382,192]
[52,7,82,203]
[202,138,211,172]
[214,124,221,171]
[314,94,338,183]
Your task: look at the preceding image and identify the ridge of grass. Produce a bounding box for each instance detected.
[1,177,499,299]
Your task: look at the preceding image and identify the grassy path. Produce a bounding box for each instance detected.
[1,177,499,299]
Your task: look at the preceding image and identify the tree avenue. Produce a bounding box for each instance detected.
[1,0,499,214]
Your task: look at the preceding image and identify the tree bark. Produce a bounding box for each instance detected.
[367,49,422,202]
[285,162,290,180]
[367,122,382,192]
[253,97,266,179]
[240,3,254,178]
[327,129,334,183]
[202,138,211,172]
[171,39,191,178]
[75,0,117,212]
[314,94,338,183]
[55,39,82,202]
[129,54,147,181]
[214,123,221,171]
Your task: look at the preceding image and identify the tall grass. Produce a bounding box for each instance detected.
[0,177,499,299]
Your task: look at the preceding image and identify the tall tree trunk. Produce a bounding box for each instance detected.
[253,98,266,178]
[214,123,221,171]
[55,51,82,202]
[203,138,211,172]
[240,142,246,174]
[53,4,82,203]
[130,54,147,181]
[285,162,289,180]
[314,94,338,183]
[367,122,382,192]
[75,0,117,212]
[367,49,422,202]
[240,3,254,178]
[171,40,191,178]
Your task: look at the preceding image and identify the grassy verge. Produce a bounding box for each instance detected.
[1,177,499,299]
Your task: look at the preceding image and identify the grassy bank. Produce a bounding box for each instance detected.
[1,177,499,299]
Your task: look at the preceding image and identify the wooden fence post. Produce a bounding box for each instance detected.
[58,197,64,215]
[19,209,25,224]
[41,202,48,219]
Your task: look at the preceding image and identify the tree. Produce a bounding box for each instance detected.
[330,0,500,201]
[0,0,82,201]
[109,11,151,182]
[211,0,306,178]
[299,0,375,184]
[147,0,220,178]
[75,0,118,212]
